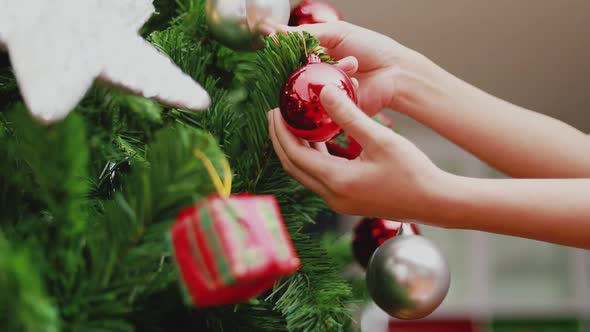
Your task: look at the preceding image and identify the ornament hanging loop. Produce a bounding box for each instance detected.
[397,222,418,236]
[193,150,232,197]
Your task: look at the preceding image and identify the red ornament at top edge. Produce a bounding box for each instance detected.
[289,0,342,26]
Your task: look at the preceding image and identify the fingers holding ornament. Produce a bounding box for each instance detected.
[311,141,330,155]
[267,14,451,320]
[269,108,341,184]
[334,56,359,76]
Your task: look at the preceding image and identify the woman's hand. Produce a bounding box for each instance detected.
[268,21,590,248]
[281,21,444,117]
[268,86,590,249]
[268,85,447,221]
[284,21,590,179]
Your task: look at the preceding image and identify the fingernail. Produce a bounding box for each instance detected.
[321,85,343,107]
[341,64,354,73]
[339,58,356,72]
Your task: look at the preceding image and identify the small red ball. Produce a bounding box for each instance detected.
[326,114,394,159]
[326,133,362,160]
[352,218,420,268]
[280,54,357,142]
[289,0,342,26]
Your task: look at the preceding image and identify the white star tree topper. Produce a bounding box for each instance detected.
[0,0,211,123]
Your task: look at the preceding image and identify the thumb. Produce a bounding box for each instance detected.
[320,85,384,147]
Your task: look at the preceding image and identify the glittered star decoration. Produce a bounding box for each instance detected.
[0,0,211,123]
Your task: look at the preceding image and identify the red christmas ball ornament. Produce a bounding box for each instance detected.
[326,114,394,159]
[352,218,420,268]
[280,54,357,142]
[289,0,342,26]
[326,133,362,160]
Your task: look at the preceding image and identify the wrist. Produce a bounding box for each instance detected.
[389,54,457,118]
[419,171,476,229]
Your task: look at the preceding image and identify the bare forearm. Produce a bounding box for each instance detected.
[426,175,590,248]
[400,61,590,178]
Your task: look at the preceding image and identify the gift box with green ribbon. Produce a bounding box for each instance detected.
[170,194,300,307]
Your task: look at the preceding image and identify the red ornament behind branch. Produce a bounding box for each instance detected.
[326,113,394,160]
[352,217,420,269]
[325,132,362,160]
[280,54,357,142]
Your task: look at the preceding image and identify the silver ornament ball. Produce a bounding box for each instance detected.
[366,224,450,320]
[206,0,290,51]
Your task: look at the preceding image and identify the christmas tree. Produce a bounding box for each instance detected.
[0,1,353,331]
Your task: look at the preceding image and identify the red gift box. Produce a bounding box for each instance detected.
[170,194,300,307]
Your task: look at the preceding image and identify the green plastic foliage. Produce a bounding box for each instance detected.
[0,232,59,332]
[0,0,353,331]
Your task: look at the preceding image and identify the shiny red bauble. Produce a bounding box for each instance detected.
[326,114,394,159]
[352,218,420,268]
[280,54,357,142]
[289,0,342,26]
[326,134,362,160]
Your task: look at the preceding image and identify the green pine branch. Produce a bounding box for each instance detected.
[0,231,59,332]
[0,1,354,331]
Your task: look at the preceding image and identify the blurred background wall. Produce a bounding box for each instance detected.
[310,0,590,328]
[326,0,590,131]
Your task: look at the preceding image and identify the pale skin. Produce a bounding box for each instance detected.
[267,21,590,249]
